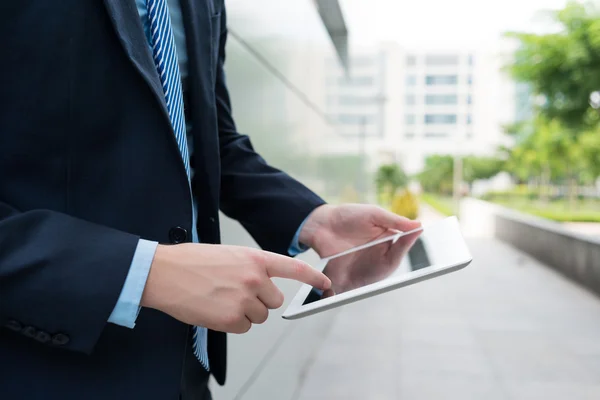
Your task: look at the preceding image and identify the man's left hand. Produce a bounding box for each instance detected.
[298,204,422,258]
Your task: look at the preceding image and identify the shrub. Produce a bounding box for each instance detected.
[391,190,419,220]
[376,163,408,208]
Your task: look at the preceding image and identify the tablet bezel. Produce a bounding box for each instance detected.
[281,216,472,320]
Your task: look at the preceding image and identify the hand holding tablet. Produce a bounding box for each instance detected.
[283,216,472,319]
[320,228,422,297]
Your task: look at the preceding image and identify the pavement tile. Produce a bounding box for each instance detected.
[504,382,600,400]
[294,212,600,400]
[398,375,507,400]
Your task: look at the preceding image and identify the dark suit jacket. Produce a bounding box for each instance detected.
[0,1,325,398]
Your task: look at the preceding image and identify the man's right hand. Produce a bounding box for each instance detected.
[140,244,331,334]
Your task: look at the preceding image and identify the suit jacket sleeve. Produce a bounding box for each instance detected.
[0,201,140,354]
[214,8,326,255]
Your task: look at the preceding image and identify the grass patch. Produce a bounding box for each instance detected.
[420,193,455,216]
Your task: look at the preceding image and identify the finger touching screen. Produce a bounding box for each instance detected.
[303,230,424,305]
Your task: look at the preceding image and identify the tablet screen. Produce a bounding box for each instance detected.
[302,229,430,305]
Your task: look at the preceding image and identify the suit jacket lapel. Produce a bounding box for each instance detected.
[179,0,221,202]
[102,0,170,121]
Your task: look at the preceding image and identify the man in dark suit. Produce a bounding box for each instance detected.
[0,1,420,398]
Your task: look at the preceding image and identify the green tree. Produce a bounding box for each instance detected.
[504,118,552,194]
[375,164,408,206]
[505,1,600,130]
[505,116,590,206]
[418,155,504,196]
[463,156,505,188]
[579,128,600,179]
[418,155,454,195]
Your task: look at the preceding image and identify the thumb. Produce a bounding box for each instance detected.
[372,207,421,232]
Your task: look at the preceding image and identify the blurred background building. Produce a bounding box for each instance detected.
[322,44,519,176]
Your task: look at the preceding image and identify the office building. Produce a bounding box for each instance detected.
[323,43,518,175]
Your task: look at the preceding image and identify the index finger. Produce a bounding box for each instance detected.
[264,253,331,290]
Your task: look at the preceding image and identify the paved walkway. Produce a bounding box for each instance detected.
[295,207,600,400]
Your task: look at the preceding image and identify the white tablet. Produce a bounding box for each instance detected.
[282,216,472,319]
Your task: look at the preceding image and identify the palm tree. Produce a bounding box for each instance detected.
[376,164,408,206]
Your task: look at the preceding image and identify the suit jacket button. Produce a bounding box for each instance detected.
[4,320,22,332]
[52,333,70,346]
[35,331,51,344]
[169,226,188,244]
[22,326,37,338]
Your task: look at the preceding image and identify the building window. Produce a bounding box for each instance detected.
[406,75,417,86]
[425,94,458,105]
[425,75,458,85]
[338,114,374,125]
[405,114,416,125]
[424,132,449,138]
[468,54,474,66]
[467,114,472,124]
[339,76,374,86]
[350,57,376,67]
[467,75,473,85]
[425,55,459,66]
[406,55,417,66]
[338,96,373,106]
[405,132,415,139]
[425,114,457,124]
[467,94,473,105]
[405,95,416,105]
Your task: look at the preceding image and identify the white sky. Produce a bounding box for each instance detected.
[340,0,570,50]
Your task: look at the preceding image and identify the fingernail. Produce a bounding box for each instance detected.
[323,277,332,290]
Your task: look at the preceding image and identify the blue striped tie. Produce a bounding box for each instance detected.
[146,0,209,370]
